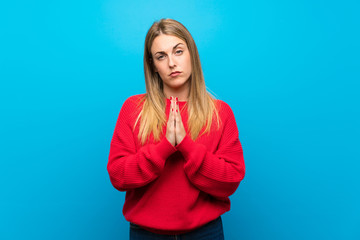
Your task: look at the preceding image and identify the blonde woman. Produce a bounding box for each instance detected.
[107,18,245,240]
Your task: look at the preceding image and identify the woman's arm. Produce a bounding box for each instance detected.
[107,97,177,191]
[176,103,245,198]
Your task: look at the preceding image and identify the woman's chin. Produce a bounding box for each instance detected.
[167,79,189,89]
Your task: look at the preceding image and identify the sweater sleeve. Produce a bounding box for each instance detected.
[176,102,245,198]
[107,97,177,192]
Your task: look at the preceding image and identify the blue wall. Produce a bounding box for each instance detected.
[1,0,359,239]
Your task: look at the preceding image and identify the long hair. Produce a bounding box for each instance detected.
[134,18,221,145]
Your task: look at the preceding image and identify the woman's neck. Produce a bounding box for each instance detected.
[163,83,189,101]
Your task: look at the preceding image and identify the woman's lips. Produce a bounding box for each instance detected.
[170,71,181,77]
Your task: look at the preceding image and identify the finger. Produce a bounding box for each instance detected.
[169,97,176,129]
[176,101,181,118]
[173,96,176,112]
[175,110,180,127]
[168,109,173,129]
[175,100,182,122]
[173,97,176,109]
[170,96,174,114]
[173,98,177,119]
[175,103,186,135]
[175,104,181,128]
[171,96,176,127]
[173,107,176,127]
[168,97,173,123]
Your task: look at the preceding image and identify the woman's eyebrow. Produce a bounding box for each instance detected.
[155,43,184,55]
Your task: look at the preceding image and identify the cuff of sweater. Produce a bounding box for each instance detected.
[155,137,177,160]
[176,134,203,161]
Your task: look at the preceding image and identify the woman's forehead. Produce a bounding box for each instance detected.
[151,34,186,54]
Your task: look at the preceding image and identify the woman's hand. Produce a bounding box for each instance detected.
[174,98,186,145]
[166,96,186,146]
[166,97,176,146]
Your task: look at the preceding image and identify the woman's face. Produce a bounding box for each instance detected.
[151,34,192,95]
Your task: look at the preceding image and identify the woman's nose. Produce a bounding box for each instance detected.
[168,55,176,68]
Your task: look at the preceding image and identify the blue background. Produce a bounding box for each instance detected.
[1,0,359,239]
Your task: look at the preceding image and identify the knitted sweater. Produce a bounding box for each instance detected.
[107,94,245,234]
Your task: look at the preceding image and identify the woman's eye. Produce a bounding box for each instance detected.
[175,50,183,54]
[157,55,164,60]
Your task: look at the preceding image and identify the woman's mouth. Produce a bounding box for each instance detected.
[170,71,181,77]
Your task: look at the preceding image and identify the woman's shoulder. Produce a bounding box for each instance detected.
[122,93,146,108]
[211,98,239,130]
[213,98,235,116]
[118,94,146,120]
[125,93,146,103]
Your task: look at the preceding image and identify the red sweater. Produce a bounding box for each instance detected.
[107,94,245,234]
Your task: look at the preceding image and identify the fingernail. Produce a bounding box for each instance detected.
[175,97,178,101]
[172,108,173,112]
[176,109,178,113]
[170,96,173,100]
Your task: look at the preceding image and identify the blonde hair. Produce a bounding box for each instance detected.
[134,18,221,145]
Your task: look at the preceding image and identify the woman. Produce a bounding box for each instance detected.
[107,18,245,239]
